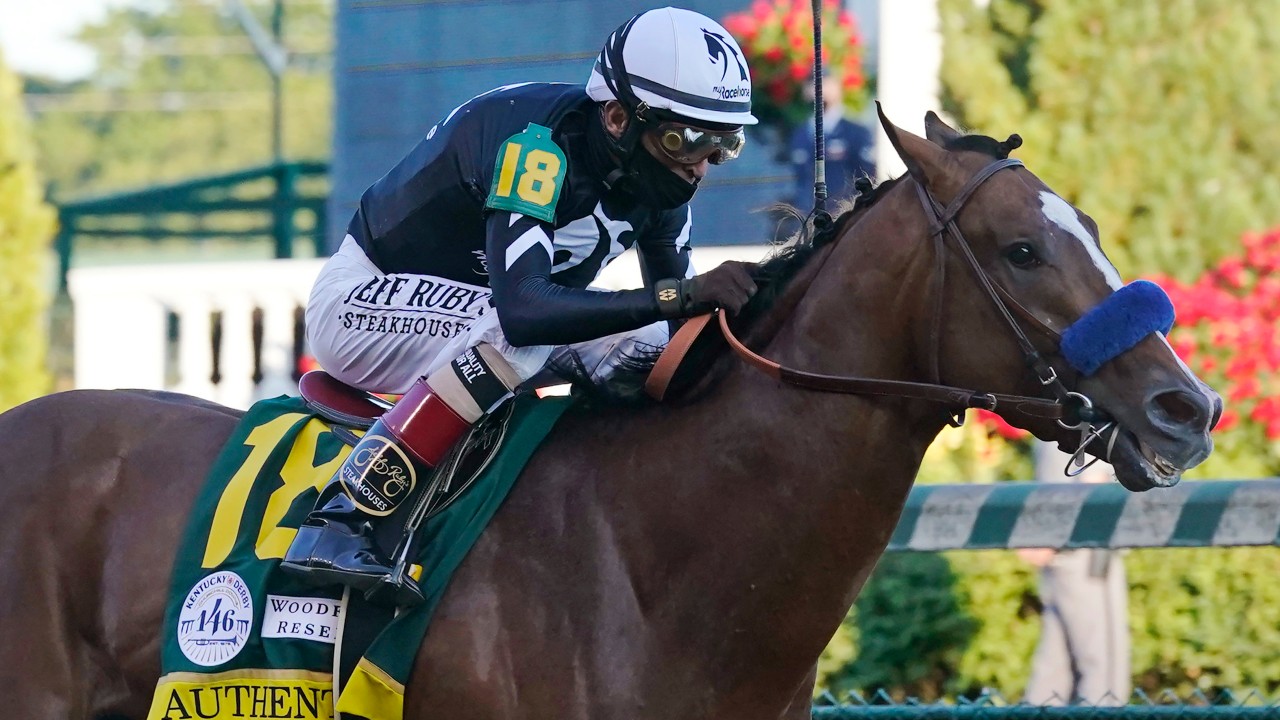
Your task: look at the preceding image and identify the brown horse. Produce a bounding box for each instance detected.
[0,111,1219,719]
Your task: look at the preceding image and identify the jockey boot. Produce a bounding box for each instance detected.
[280,344,522,607]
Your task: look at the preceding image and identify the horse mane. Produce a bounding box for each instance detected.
[552,174,904,406]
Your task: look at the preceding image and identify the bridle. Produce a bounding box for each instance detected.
[714,156,1117,470]
[700,0,1116,470]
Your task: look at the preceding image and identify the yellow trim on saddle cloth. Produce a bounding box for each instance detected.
[336,657,406,719]
[147,668,334,720]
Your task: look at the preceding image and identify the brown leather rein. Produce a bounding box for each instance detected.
[704,156,1097,427]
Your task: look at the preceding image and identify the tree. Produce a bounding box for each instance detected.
[0,50,56,410]
[25,0,333,197]
[936,0,1280,281]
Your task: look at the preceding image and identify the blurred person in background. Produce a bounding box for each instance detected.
[1020,443,1132,706]
[786,71,875,211]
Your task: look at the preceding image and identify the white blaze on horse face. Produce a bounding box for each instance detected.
[1039,191,1123,290]
[1157,332,1215,397]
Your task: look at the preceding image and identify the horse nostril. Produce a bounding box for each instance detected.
[1149,388,1209,430]
[1209,393,1224,429]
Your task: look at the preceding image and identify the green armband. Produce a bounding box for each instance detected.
[484,123,566,224]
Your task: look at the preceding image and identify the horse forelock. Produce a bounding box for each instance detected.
[944,133,1014,159]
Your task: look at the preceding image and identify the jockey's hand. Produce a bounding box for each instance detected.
[680,261,759,317]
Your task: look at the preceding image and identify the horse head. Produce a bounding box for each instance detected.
[845,107,1220,491]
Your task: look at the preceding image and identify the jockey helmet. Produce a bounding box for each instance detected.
[586,7,759,131]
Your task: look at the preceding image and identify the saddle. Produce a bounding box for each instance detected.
[297,369,391,429]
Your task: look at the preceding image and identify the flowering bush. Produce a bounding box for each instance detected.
[1150,227,1280,475]
[722,0,869,128]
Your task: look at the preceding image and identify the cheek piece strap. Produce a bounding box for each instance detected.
[1059,279,1176,377]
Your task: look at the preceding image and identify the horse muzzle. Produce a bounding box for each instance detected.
[1094,383,1220,492]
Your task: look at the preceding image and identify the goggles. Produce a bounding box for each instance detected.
[653,122,746,165]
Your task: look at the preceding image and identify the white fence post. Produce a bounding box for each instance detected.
[68,259,325,410]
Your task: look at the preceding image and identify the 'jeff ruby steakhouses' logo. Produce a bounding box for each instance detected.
[341,432,417,516]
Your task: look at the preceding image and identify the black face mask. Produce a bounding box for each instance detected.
[623,141,700,210]
[587,109,699,211]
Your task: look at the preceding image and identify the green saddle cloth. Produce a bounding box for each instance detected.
[147,392,573,720]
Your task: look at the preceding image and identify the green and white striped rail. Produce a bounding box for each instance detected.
[810,689,1278,718]
[887,479,1280,551]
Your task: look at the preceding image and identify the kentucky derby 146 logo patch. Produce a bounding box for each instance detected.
[176,571,254,667]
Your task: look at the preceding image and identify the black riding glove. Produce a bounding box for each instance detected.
[654,261,759,318]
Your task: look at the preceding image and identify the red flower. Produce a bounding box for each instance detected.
[1134,223,1280,449]
[975,409,1030,441]
[767,78,793,104]
[1252,397,1280,425]
[789,31,811,55]
[722,0,868,121]
[723,14,759,40]
[1228,377,1259,404]
[782,9,800,32]
[1169,333,1196,360]
[1267,420,1280,441]
[1215,256,1248,288]
[297,354,321,375]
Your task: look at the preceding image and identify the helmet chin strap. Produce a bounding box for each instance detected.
[598,101,652,190]
[597,13,654,189]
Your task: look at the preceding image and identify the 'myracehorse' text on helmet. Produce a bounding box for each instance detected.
[587,6,758,129]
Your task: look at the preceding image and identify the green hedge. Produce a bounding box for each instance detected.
[0,51,54,411]
[818,542,1280,700]
[936,0,1280,281]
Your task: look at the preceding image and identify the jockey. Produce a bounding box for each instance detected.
[281,6,760,606]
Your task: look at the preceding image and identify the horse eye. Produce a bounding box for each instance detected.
[1005,242,1039,268]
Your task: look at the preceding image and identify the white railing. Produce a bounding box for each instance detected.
[66,245,772,410]
[68,259,325,410]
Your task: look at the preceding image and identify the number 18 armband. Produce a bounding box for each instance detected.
[485,123,567,224]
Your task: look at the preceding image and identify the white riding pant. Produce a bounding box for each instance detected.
[306,236,670,394]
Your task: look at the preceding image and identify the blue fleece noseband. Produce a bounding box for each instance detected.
[1059,280,1175,376]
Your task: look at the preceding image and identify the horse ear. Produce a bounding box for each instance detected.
[924,111,962,147]
[876,102,947,187]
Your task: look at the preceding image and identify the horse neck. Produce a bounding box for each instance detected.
[627,191,950,691]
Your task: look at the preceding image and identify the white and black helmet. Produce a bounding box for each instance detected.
[587,7,758,128]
